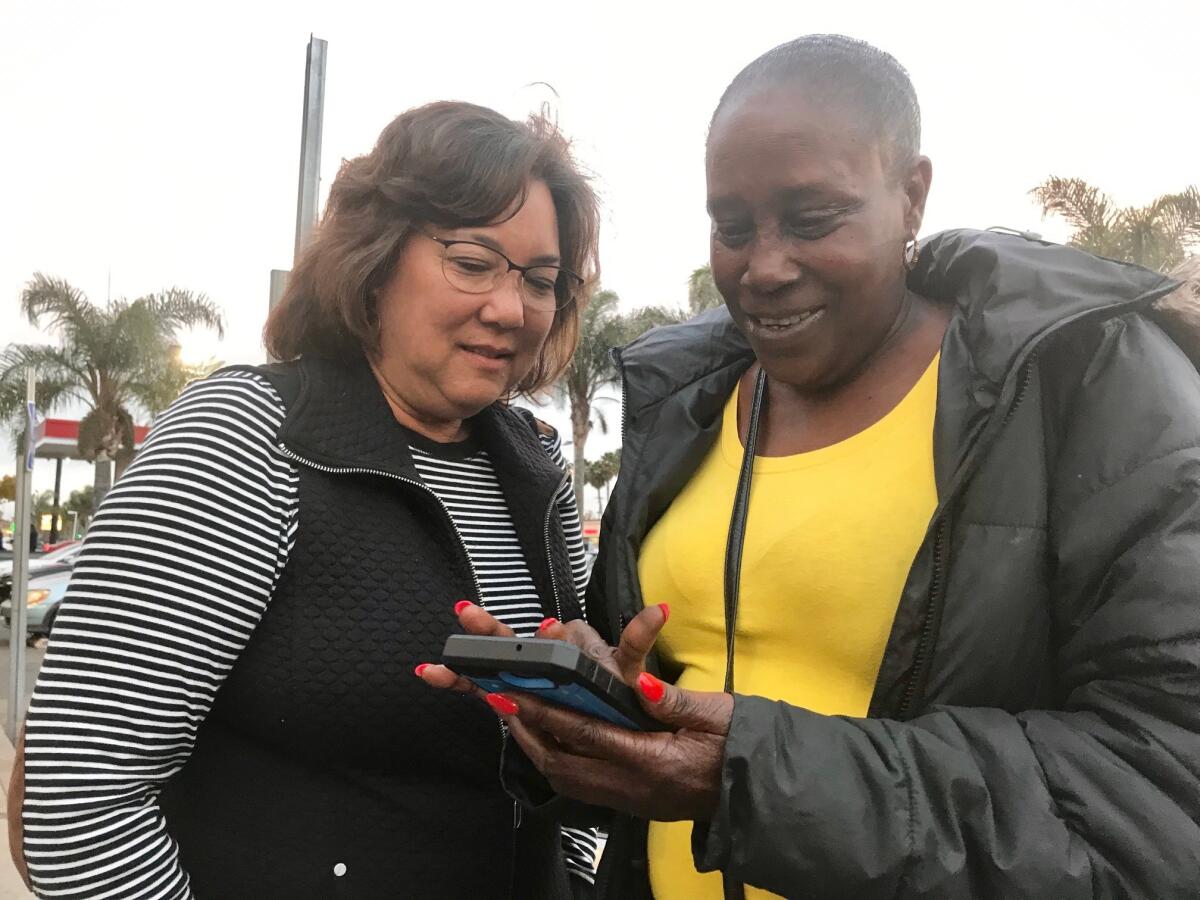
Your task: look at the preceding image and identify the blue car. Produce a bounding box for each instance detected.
[1,560,75,637]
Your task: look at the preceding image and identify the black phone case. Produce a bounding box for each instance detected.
[441,635,669,732]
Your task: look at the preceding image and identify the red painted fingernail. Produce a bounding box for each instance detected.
[485,693,519,716]
[414,663,431,677]
[637,672,665,703]
[538,617,559,632]
[658,603,670,623]
[455,600,472,615]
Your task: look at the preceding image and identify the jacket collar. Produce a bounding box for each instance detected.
[915,228,1178,393]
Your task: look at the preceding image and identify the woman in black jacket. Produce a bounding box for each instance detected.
[16,101,601,898]
[437,36,1200,899]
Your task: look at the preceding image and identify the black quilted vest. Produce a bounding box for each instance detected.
[159,354,584,899]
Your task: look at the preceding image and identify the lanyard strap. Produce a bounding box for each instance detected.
[720,367,767,900]
[723,367,768,692]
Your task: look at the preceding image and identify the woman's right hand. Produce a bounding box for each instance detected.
[417,601,670,693]
[539,603,670,687]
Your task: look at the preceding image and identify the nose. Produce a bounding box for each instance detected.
[478,270,526,330]
[741,230,801,295]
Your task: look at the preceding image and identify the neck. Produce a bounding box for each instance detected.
[369,361,468,443]
[764,289,947,414]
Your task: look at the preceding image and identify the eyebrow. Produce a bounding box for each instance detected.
[462,232,561,266]
[707,186,861,215]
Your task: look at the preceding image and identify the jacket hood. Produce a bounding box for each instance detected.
[616,228,1183,417]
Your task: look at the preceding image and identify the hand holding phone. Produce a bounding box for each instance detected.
[441,634,670,732]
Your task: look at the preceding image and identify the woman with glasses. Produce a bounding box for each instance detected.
[427,35,1200,900]
[15,101,600,899]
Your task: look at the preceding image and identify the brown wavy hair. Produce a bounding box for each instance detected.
[264,101,600,395]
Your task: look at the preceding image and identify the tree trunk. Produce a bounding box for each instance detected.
[93,457,113,510]
[569,392,591,517]
[49,459,63,544]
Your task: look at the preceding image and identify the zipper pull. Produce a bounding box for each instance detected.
[513,800,523,829]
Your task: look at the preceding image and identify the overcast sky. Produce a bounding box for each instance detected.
[3,0,1198,505]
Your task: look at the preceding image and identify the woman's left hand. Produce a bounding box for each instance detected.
[495,675,733,822]
[417,602,733,820]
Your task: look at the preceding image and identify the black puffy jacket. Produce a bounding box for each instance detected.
[588,230,1200,899]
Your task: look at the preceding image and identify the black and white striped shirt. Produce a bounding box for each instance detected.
[22,370,598,898]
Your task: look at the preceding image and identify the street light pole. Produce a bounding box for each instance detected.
[267,35,328,361]
[7,369,36,742]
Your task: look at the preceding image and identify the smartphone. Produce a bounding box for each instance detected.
[441,634,669,732]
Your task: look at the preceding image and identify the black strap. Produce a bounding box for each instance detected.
[720,368,768,900]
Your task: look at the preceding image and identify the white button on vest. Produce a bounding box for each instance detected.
[333,863,347,877]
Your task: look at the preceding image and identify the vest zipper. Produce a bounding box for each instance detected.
[280,443,539,893]
[542,473,570,623]
[277,444,486,603]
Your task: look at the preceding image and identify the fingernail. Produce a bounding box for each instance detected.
[485,693,519,716]
[414,663,431,677]
[658,603,670,623]
[637,672,665,703]
[455,600,472,615]
[538,617,559,632]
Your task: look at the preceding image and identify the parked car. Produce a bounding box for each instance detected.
[1,565,72,637]
[0,541,83,578]
[583,543,599,581]
[41,539,79,553]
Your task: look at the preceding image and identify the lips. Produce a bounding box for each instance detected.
[461,343,515,361]
[743,306,826,339]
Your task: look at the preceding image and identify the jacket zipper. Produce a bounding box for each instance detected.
[897,518,947,718]
[614,347,629,449]
[613,348,633,633]
[896,349,1040,719]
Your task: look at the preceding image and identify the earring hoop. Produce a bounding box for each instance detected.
[903,237,921,272]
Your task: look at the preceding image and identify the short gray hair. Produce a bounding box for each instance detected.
[711,34,921,175]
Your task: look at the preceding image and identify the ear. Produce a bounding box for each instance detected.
[901,156,933,238]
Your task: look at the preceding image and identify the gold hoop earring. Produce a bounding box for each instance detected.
[903,237,921,272]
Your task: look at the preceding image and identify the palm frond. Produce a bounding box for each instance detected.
[1033,176,1200,272]
[1148,187,1200,244]
[1,373,84,450]
[137,288,226,339]
[19,274,103,349]
[0,344,82,388]
[1031,177,1118,243]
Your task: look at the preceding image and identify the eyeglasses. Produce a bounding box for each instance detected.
[420,231,583,312]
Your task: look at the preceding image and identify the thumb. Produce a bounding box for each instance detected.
[634,673,733,735]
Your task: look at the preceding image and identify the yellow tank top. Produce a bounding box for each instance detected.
[639,356,939,900]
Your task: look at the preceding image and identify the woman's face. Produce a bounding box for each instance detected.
[706,86,931,391]
[375,180,560,423]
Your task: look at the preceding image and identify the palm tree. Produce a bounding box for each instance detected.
[1031,177,1200,272]
[1,274,224,506]
[583,449,621,517]
[688,264,724,316]
[556,291,682,512]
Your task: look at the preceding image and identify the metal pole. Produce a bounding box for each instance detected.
[68,510,78,540]
[269,269,290,315]
[49,458,63,544]
[294,36,327,262]
[7,369,35,741]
